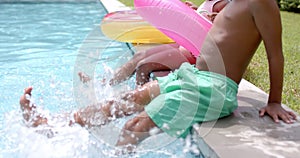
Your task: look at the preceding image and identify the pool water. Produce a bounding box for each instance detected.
[0,1,203,157]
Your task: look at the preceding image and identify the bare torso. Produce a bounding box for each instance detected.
[196,0,262,84]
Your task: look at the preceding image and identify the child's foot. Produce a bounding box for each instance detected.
[19,87,34,121]
[19,87,47,127]
[78,72,91,83]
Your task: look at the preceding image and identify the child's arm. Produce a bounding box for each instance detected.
[251,0,297,123]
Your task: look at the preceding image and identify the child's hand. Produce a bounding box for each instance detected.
[184,1,198,10]
[259,102,297,124]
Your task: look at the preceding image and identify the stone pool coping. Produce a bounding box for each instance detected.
[99,0,300,157]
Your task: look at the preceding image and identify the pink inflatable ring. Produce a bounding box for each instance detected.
[134,0,212,57]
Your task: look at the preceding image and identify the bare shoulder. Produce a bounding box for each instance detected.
[248,0,279,12]
[246,0,281,22]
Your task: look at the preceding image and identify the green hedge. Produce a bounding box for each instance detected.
[279,0,300,12]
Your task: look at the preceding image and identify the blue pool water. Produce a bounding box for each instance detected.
[0,1,203,157]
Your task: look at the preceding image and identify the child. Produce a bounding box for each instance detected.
[20,0,297,152]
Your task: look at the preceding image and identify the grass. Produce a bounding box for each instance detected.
[118,0,300,114]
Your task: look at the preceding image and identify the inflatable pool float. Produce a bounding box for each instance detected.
[134,0,212,56]
[100,10,174,44]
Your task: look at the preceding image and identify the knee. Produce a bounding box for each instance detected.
[123,117,147,133]
[123,115,156,133]
[123,117,139,132]
[137,62,151,71]
[136,63,152,78]
[118,114,159,145]
[123,88,151,105]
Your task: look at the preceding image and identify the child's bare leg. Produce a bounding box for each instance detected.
[20,81,160,128]
[114,81,162,151]
[71,81,160,128]
[19,87,138,128]
[73,100,144,128]
[116,111,162,151]
[109,44,180,86]
[77,55,142,85]
[121,80,160,106]
[109,52,146,85]
[19,87,111,128]
[135,46,195,85]
[136,62,170,85]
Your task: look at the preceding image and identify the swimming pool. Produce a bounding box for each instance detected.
[0,0,203,157]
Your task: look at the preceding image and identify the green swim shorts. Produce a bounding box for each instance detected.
[145,62,238,138]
